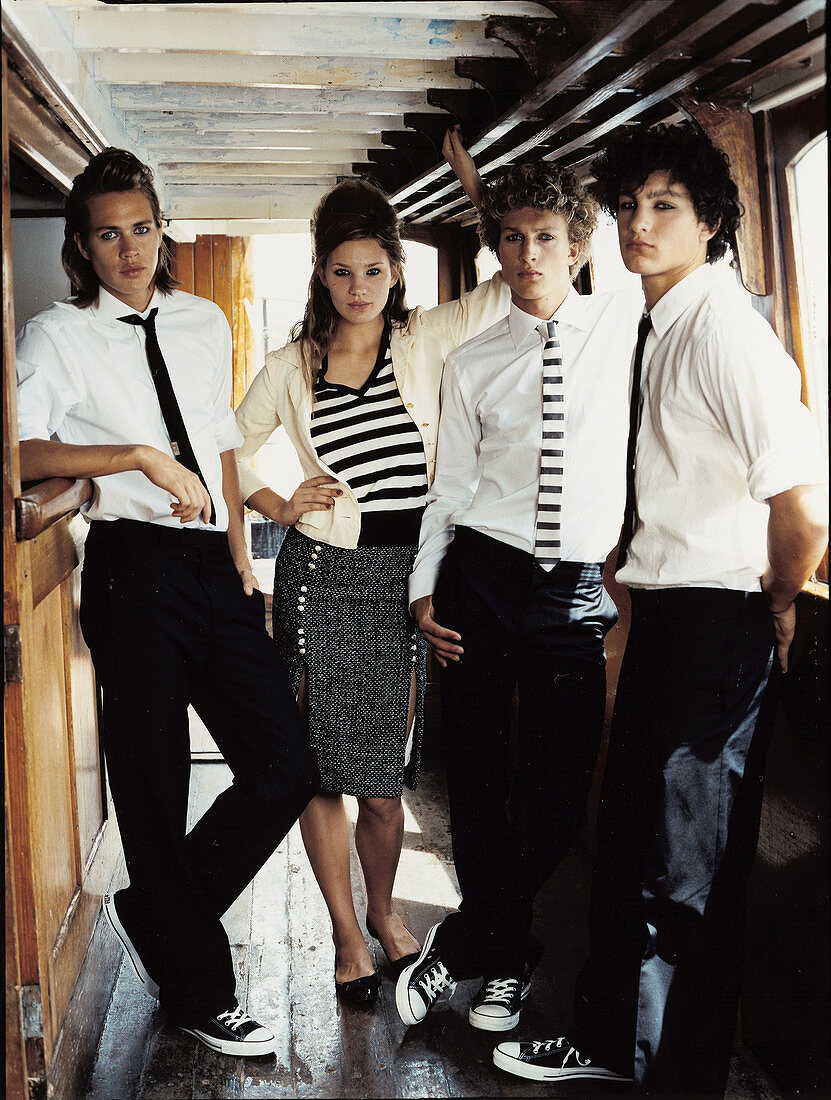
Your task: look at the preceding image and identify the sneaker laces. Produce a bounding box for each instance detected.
[418,960,456,1005]
[217,1005,253,1030]
[481,977,521,1006]
[529,1038,590,1067]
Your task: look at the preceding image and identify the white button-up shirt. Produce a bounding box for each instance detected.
[618,264,826,592]
[16,287,243,531]
[409,287,643,603]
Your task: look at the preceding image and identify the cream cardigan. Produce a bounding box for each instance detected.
[235,273,510,549]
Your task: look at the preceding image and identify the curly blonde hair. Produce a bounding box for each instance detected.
[478,160,598,277]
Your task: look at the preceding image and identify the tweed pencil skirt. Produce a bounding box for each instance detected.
[273,526,427,798]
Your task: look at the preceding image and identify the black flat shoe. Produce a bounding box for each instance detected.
[366,915,422,978]
[335,968,380,1006]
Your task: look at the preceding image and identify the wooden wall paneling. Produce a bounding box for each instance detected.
[3,43,43,1098]
[230,236,254,408]
[211,234,233,331]
[171,239,195,295]
[23,585,78,1054]
[193,234,214,301]
[5,775,27,1100]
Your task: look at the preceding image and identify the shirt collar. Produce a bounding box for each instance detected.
[648,263,713,338]
[88,286,163,324]
[508,286,590,349]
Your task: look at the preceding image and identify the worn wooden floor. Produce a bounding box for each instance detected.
[86,737,781,1100]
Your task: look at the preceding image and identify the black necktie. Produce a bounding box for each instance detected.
[616,313,652,571]
[119,307,216,525]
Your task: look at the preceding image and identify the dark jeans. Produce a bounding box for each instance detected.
[432,527,617,978]
[570,587,778,1096]
[80,520,316,1023]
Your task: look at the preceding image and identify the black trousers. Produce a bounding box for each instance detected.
[570,588,778,1096]
[80,520,316,1023]
[431,527,617,977]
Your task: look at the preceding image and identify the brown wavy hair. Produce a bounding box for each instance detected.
[478,160,598,278]
[62,148,177,308]
[292,179,409,390]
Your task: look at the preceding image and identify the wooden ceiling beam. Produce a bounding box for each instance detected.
[93,52,463,92]
[122,112,401,133]
[67,8,523,61]
[390,0,674,210]
[110,85,447,116]
[396,0,809,221]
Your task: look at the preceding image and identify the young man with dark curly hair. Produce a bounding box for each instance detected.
[494,123,827,1093]
[15,148,317,1057]
[396,159,643,1031]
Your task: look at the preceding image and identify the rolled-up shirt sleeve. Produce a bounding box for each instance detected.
[234,355,284,503]
[408,351,482,605]
[698,318,827,501]
[16,321,83,441]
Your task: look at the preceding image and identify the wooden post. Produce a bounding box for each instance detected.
[677,94,770,297]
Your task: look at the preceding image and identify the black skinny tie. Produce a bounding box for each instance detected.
[616,313,652,571]
[119,307,216,525]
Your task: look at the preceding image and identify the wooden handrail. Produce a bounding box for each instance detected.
[15,478,93,540]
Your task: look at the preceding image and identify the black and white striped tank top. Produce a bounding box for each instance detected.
[311,330,428,525]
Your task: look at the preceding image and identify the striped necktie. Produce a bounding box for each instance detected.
[533,319,564,570]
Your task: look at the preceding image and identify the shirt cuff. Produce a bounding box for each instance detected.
[408,565,439,608]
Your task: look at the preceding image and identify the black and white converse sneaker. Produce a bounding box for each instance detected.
[179,1004,276,1057]
[468,974,529,1031]
[103,893,160,998]
[395,922,456,1026]
[493,1036,632,1082]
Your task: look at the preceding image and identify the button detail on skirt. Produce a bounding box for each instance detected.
[301,586,308,592]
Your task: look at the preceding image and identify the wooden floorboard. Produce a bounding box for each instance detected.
[86,750,781,1098]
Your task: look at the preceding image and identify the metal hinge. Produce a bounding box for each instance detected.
[19,984,43,1040]
[4,623,22,685]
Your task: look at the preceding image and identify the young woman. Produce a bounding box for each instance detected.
[235,136,509,1005]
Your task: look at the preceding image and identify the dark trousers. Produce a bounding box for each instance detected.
[570,587,778,1096]
[431,527,617,977]
[80,520,316,1023]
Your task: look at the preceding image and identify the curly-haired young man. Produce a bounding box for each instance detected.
[16,149,317,1056]
[494,124,827,1094]
[397,159,643,1031]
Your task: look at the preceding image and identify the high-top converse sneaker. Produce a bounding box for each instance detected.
[468,975,529,1031]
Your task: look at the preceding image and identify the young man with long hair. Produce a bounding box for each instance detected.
[15,148,316,1057]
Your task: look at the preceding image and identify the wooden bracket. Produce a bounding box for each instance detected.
[485,15,571,82]
[381,130,439,175]
[403,113,454,158]
[426,89,495,139]
[674,92,769,296]
[455,58,535,119]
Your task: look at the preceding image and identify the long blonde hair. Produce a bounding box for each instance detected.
[292,179,409,390]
